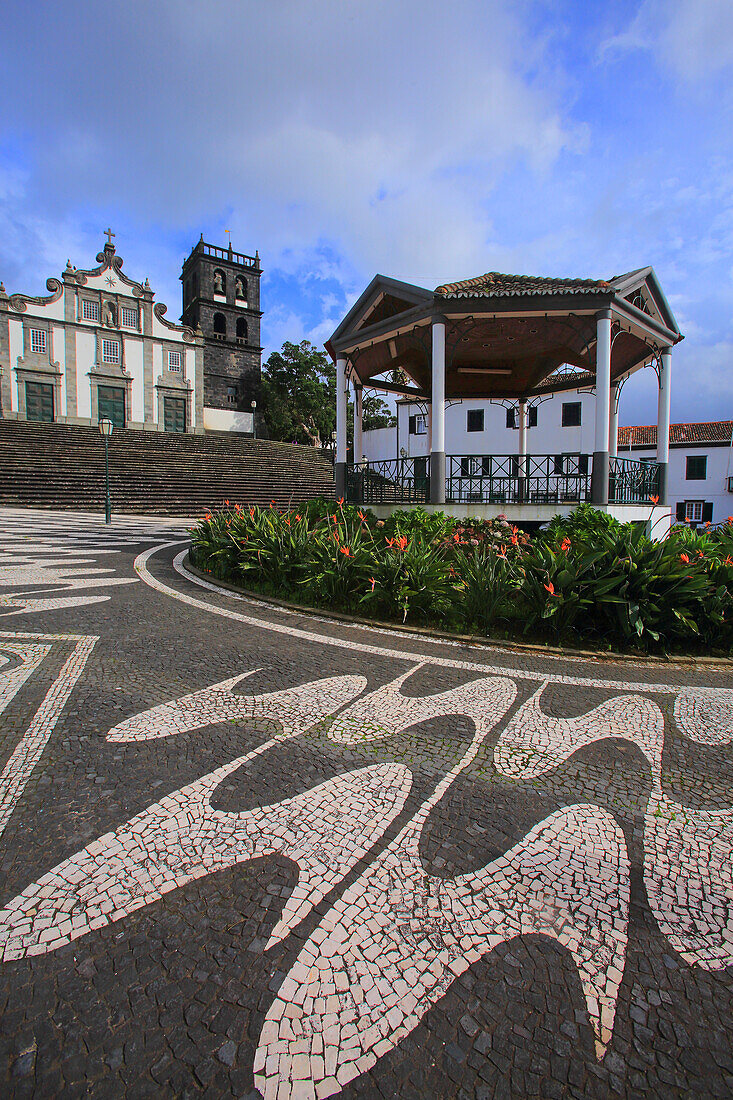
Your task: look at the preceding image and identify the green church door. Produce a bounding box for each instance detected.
[25,381,54,422]
[98,385,126,428]
[163,396,186,433]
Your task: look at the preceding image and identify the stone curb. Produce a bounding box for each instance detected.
[181,553,733,671]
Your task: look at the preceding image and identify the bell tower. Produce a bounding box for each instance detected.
[181,236,262,417]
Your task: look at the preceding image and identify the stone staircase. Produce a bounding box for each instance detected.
[0,421,335,516]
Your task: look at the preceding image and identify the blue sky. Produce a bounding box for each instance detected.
[1,0,732,426]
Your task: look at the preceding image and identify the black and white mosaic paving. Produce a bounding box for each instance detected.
[0,507,732,1099]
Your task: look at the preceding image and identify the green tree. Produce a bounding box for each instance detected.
[260,340,396,447]
[259,341,336,446]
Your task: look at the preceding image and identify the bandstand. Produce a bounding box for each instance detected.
[326,268,682,529]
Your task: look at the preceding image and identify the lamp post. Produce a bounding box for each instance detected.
[250,399,257,439]
[99,418,113,524]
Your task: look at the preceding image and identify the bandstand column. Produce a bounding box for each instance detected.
[353,383,363,467]
[517,399,528,502]
[591,310,612,505]
[335,357,347,499]
[609,383,619,459]
[656,348,672,504]
[430,319,446,504]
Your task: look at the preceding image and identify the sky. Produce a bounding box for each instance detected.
[1,0,732,427]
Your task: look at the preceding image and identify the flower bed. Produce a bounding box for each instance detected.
[189,500,733,654]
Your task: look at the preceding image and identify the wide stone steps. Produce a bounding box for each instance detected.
[0,421,335,515]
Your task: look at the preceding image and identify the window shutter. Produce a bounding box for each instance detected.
[675,502,685,521]
[506,408,515,429]
[702,502,713,523]
[408,415,416,434]
[528,406,538,428]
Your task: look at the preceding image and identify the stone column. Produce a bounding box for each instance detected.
[0,284,11,418]
[62,272,78,419]
[430,320,446,504]
[656,348,672,504]
[142,285,155,428]
[334,357,347,499]
[591,310,612,505]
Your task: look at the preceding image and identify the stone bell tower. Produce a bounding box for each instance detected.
[181,236,262,421]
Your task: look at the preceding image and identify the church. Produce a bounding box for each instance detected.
[0,231,262,434]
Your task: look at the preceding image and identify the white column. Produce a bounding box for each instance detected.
[335,356,347,498]
[592,311,612,504]
[353,384,363,465]
[517,400,528,502]
[430,320,446,504]
[609,384,619,459]
[657,347,672,504]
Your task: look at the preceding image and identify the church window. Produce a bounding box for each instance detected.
[102,339,120,364]
[235,275,247,299]
[121,306,138,328]
[29,329,46,354]
[213,312,226,336]
[227,386,237,405]
[168,350,182,371]
[236,317,248,341]
[213,269,226,295]
[82,299,100,321]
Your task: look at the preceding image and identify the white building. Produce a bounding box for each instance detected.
[363,387,733,525]
[0,234,204,433]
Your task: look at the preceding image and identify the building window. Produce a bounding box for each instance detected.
[528,405,538,428]
[236,317,248,341]
[506,407,516,429]
[235,275,247,300]
[213,312,226,336]
[102,339,120,364]
[685,500,704,522]
[168,350,182,371]
[121,306,138,328]
[408,413,427,435]
[213,268,226,295]
[226,386,238,405]
[686,455,707,480]
[467,409,484,432]
[82,299,100,321]
[29,329,46,354]
[562,402,581,427]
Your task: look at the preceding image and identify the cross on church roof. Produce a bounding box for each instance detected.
[104,228,115,247]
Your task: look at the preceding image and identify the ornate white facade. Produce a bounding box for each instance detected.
[0,236,204,433]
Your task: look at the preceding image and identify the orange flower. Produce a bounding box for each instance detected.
[271,500,276,507]
[560,537,571,553]
[358,510,366,521]
[369,576,376,592]
[225,499,230,507]
[295,513,302,521]
[511,533,519,547]
[385,537,395,548]
[338,497,345,506]
[249,506,255,519]
[649,494,659,505]
[339,544,353,557]
[453,532,461,543]
[727,516,733,525]
[679,553,690,564]
[544,581,556,596]
[397,535,408,551]
[724,556,733,567]
[497,545,507,560]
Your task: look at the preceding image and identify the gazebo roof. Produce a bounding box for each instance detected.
[326,266,682,402]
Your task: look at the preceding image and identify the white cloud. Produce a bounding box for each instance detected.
[599,0,733,81]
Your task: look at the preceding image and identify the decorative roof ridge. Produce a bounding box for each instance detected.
[435,270,612,296]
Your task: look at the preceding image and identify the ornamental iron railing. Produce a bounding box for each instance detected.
[609,457,661,505]
[347,458,430,504]
[446,454,592,505]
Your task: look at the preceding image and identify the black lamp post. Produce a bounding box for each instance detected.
[99,418,113,523]
[250,399,257,439]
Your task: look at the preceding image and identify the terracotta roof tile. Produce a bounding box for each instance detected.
[617,421,733,447]
[435,272,611,297]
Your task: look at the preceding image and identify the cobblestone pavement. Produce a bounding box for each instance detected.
[0,508,732,1099]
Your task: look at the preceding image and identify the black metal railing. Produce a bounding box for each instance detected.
[609,457,661,504]
[446,454,592,505]
[347,458,430,504]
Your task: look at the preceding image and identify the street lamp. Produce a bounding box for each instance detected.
[99,418,113,524]
[250,399,257,439]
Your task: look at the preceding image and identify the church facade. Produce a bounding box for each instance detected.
[0,232,263,434]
